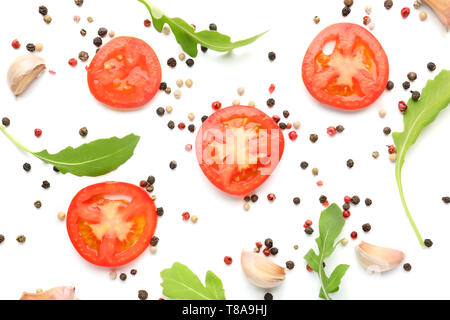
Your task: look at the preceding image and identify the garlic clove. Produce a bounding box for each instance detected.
[355,241,405,273]
[241,251,286,289]
[7,54,46,96]
[20,286,75,300]
[424,0,450,31]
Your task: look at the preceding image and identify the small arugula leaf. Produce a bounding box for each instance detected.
[393,69,450,247]
[304,203,348,300]
[0,125,139,177]
[138,0,267,57]
[161,262,226,300]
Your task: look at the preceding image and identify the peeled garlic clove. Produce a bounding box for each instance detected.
[20,286,75,300]
[7,54,46,96]
[424,0,450,31]
[355,241,405,273]
[241,251,286,289]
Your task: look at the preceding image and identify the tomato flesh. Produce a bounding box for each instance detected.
[196,106,285,196]
[87,36,162,110]
[67,182,157,267]
[302,23,389,110]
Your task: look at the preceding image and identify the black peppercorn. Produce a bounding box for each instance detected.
[282,110,290,118]
[300,161,309,169]
[424,239,433,248]
[403,263,412,272]
[402,81,411,90]
[411,91,421,101]
[251,195,259,202]
[156,107,165,116]
[362,223,371,232]
[98,27,108,37]
[383,127,391,135]
[2,117,10,127]
[343,203,350,211]
[159,82,167,90]
[130,269,137,276]
[244,196,251,202]
[23,163,31,172]
[305,227,314,235]
[80,29,87,37]
[79,127,88,137]
[93,37,103,47]
[427,62,436,71]
[75,0,84,6]
[78,51,89,62]
[167,58,177,68]
[0,234,4,244]
[365,198,372,206]
[186,58,194,67]
[146,185,154,193]
[53,166,59,173]
[310,134,318,143]
[266,98,275,107]
[286,261,295,270]
[167,120,175,129]
[407,72,417,81]
[147,176,155,185]
[336,125,345,133]
[319,195,327,204]
[156,207,164,216]
[209,23,217,31]
[384,0,393,9]
[264,292,273,300]
[268,52,276,61]
[342,6,351,17]
[169,161,177,170]
[34,200,42,209]
[201,115,208,122]
[347,159,354,168]
[293,197,301,205]
[386,80,394,90]
[39,5,48,16]
[188,124,195,133]
[264,238,273,249]
[351,195,360,205]
[270,247,278,255]
[42,180,50,189]
[442,196,450,204]
[119,273,127,281]
[150,236,159,246]
[138,290,148,300]
[26,43,36,52]
[201,46,208,53]
[278,122,287,130]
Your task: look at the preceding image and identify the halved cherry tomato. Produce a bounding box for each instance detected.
[302,23,389,110]
[196,106,285,196]
[66,182,157,267]
[87,36,162,110]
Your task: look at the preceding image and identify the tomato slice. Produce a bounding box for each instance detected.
[302,23,389,110]
[87,36,162,110]
[66,182,157,267]
[196,106,285,196]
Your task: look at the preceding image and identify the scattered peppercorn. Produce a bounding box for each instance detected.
[156,107,165,116]
[159,82,167,91]
[386,80,394,90]
[119,273,127,281]
[2,117,10,127]
[188,124,195,133]
[310,134,318,143]
[424,239,433,248]
[201,115,208,122]
[75,0,84,6]
[251,195,259,203]
[398,101,408,113]
[300,161,309,169]
[336,125,345,133]
[403,263,412,272]
[383,127,391,135]
[169,161,177,170]
[442,197,450,204]
[78,127,88,137]
[130,269,137,276]
[93,37,102,47]
[268,52,276,61]
[407,72,417,81]
[144,19,151,27]
[201,46,208,53]
[427,62,436,71]
[167,120,175,129]
[41,180,50,189]
[342,6,351,17]
[209,23,217,31]
[312,168,319,176]
[186,58,194,67]
[0,235,4,244]
[350,231,358,239]
[319,195,327,204]
[150,236,159,247]
[346,159,354,168]
[78,51,89,62]
[138,290,148,300]
[270,247,279,255]
[26,43,36,52]
[39,5,48,15]
[351,196,360,205]
[167,58,177,68]
[156,207,164,217]
[224,256,233,265]
[365,198,372,206]
[293,197,301,205]
[362,223,371,232]
[279,122,287,130]
[305,227,314,235]
[267,193,276,201]
[264,293,273,300]
[401,7,411,19]
[402,81,411,90]
[266,98,275,107]
[80,29,87,37]
[286,261,295,270]
[16,235,26,243]
[43,15,52,24]
[411,91,421,101]
[34,200,42,209]
[23,163,31,172]
[313,16,320,24]
[98,27,108,37]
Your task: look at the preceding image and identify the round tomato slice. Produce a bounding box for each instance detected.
[196,106,285,196]
[66,182,157,267]
[302,23,389,110]
[87,36,162,110]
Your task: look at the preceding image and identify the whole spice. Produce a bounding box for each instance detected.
[23,163,31,172]
[310,134,318,143]
[268,52,276,61]
[0,235,4,244]
[34,200,42,209]
[344,0,353,7]
[386,80,394,90]
[17,235,26,243]
[120,273,127,281]
[419,11,428,21]
[26,43,36,52]
[11,39,21,49]
[398,101,408,113]
[342,6,351,17]
[80,29,87,37]
[93,37,103,47]
[351,196,360,205]
[293,197,301,205]
[78,51,89,62]
[346,159,354,168]
[403,81,411,90]
[362,223,372,232]
[300,161,309,169]
[167,58,177,67]
[424,239,433,247]
[407,72,417,81]
[39,5,48,15]
[384,0,393,10]
[74,0,84,6]
[442,196,450,204]
[224,256,232,265]
[157,207,164,216]
[43,15,52,24]
[138,290,148,300]
[365,198,373,206]
[266,98,275,107]
[286,261,295,270]
[169,161,177,170]
[383,127,392,135]
[2,117,10,127]
[411,91,421,101]
[427,62,436,71]
[305,227,314,235]
[313,16,320,24]
[401,7,411,18]
[403,263,412,272]
[98,27,108,37]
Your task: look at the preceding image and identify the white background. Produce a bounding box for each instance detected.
[0,0,449,300]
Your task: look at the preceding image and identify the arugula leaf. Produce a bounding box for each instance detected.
[304,204,349,300]
[138,0,267,57]
[161,262,226,300]
[0,125,139,177]
[393,69,450,247]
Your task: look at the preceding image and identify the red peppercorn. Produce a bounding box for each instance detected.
[34,129,42,137]
[182,211,190,221]
[343,210,351,218]
[11,39,21,49]
[286,123,292,129]
[256,241,262,249]
[144,19,151,27]
[323,200,329,207]
[178,122,186,130]
[267,193,276,201]
[269,84,275,94]
[398,101,408,113]
[327,126,337,136]
[305,220,312,227]
[212,101,222,110]
[68,58,78,67]
[351,231,358,239]
[272,115,280,123]
[224,256,233,265]
[363,16,371,25]
[401,7,410,18]
[344,196,351,203]
[263,247,271,256]
[388,145,397,154]
[306,265,313,272]
[288,131,298,141]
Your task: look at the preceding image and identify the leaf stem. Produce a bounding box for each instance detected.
[395,165,425,248]
[0,125,34,154]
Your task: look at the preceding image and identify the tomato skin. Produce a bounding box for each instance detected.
[302,23,389,111]
[87,36,162,110]
[66,182,157,267]
[196,106,285,196]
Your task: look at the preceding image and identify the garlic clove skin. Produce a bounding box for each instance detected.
[20,286,75,300]
[7,54,46,96]
[241,251,286,289]
[424,0,450,31]
[355,241,405,273]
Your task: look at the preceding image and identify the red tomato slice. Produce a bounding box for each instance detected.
[196,106,285,196]
[87,36,162,110]
[302,23,389,110]
[66,182,157,267]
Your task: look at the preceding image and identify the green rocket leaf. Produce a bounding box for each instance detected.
[393,69,450,247]
[138,0,267,57]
